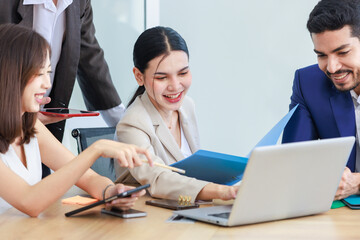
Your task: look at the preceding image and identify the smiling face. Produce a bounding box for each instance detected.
[133,50,192,116]
[21,51,51,114]
[312,25,360,94]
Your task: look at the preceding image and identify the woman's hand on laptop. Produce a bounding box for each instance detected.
[334,167,360,200]
[197,183,239,200]
[218,185,239,200]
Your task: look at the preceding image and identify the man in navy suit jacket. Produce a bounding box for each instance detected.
[282,0,360,200]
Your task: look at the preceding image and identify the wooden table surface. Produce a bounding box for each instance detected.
[1,187,360,240]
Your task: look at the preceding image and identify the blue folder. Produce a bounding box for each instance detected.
[170,105,299,186]
[171,150,248,185]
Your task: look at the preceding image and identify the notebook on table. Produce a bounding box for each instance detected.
[174,137,355,227]
[341,195,360,209]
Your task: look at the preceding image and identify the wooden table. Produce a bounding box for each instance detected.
[1,188,360,240]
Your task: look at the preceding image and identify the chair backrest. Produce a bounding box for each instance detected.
[72,127,116,181]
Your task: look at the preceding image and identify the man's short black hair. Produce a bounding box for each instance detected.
[307,0,360,38]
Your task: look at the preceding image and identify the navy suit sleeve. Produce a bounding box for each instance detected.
[282,69,319,143]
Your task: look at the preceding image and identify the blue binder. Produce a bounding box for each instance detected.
[171,150,248,185]
[170,105,299,186]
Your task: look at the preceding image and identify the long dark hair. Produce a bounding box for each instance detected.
[0,23,50,153]
[128,26,189,106]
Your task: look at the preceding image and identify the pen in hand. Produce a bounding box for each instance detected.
[141,159,186,174]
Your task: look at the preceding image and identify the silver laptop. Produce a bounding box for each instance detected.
[174,137,355,226]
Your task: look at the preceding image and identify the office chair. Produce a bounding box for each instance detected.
[71,127,117,181]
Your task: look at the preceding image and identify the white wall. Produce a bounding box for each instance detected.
[65,0,319,157]
[158,0,319,156]
[63,0,145,153]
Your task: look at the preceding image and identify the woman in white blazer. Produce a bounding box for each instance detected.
[115,26,237,202]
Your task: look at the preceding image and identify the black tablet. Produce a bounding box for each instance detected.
[65,184,150,217]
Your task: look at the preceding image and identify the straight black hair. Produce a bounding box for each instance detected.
[128,26,189,106]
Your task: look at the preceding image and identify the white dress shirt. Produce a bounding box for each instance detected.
[350,90,360,172]
[23,0,72,97]
[22,0,125,126]
[180,125,193,158]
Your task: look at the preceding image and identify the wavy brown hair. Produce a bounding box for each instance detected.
[0,24,50,153]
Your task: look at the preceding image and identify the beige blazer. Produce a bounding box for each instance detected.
[115,93,208,201]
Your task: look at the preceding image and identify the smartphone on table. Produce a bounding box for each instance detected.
[40,108,100,117]
[145,199,199,210]
[101,207,147,218]
[65,184,150,217]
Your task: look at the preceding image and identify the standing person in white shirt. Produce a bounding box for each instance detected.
[0,0,126,177]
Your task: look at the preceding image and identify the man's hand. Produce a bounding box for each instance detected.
[334,167,360,200]
[37,112,71,125]
[37,97,71,125]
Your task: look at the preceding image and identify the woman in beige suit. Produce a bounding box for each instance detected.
[115,26,237,202]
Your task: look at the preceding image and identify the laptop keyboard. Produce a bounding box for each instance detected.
[209,212,230,219]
